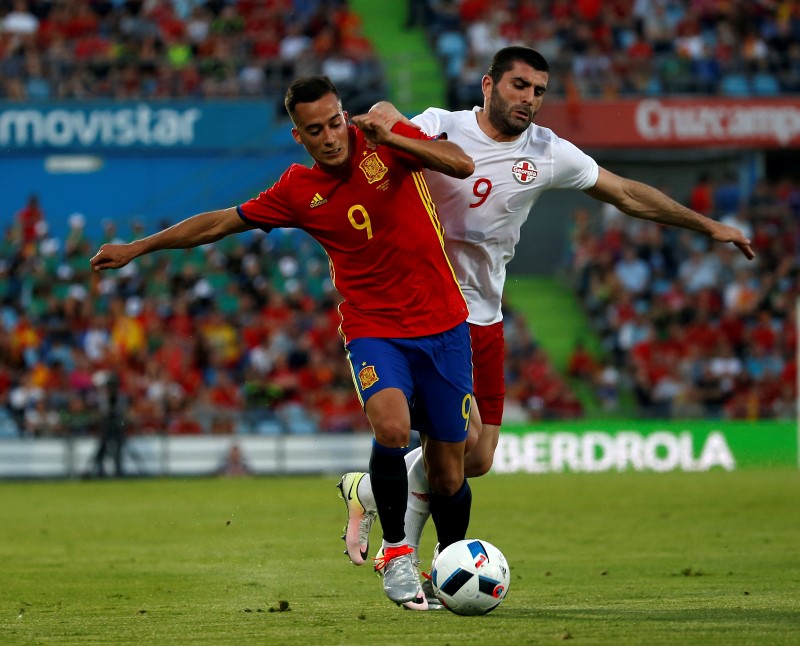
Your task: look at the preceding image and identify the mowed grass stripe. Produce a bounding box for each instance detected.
[1,470,798,645]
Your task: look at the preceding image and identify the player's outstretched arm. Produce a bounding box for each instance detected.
[90,207,253,272]
[585,168,755,260]
[351,107,474,179]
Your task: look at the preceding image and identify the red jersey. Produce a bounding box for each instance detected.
[238,125,467,343]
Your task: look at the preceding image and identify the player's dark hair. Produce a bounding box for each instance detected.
[487,47,549,83]
[284,75,341,117]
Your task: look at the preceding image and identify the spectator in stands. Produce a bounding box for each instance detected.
[13,194,45,248]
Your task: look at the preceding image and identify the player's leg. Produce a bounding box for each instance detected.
[364,389,426,605]
[345,338,424,606]
[391,322,472,611]
[338,324,497,566]
[423,435,471,548]
[463,321,505,477]
[414,322,473,554]
[402,447,431,562]
[363,387,411,544]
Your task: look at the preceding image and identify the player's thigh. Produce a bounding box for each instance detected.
[346,337,414,446]
[412,322,474,443]
[469,321,505,427]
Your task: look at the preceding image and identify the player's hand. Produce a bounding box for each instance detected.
[709,222,755,260]
[367,101,418,131]
[351,113,393,145]
[352,102,421,145]
[90,243,137,271]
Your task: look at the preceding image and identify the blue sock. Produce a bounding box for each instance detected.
[430,478,471,550]
[369,440,408,545]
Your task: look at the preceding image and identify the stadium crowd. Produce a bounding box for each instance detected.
[3,1,799,108]
[564,172,799,421]
[0,0,385,112]
[416,0,800,108]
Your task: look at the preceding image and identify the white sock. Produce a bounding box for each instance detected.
[404,448,431,563]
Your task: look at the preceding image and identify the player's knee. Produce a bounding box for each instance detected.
[464,453,493,478]
[371,421,410,448]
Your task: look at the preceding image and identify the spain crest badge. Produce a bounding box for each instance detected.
[359,152,388,184]
[358,365,379,390]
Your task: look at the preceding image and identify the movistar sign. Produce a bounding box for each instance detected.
[0,100,272,151]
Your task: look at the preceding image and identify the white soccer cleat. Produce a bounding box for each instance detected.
[336,472,376,565]
[374,545,445,611]
[374,545,424,605]
[403,576,444,611]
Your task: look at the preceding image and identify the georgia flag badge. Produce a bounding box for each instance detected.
[511,158,538,184]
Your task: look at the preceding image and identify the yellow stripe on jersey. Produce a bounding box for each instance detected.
[411,170,465,296]
[326,254,349,346]
[346,349,365,408]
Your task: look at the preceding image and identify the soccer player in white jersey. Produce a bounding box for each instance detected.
[336,46,755,610]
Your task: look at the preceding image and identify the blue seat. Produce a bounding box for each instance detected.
[437,31,467,79]
[644,76,664,96]
[278,403,319,435]
[0,409,20,438]
[720,74,751,97]
[752,72,780,96]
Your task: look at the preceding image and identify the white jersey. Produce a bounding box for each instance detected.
[412,107,599,325]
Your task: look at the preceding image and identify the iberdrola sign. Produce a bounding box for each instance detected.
[493,421,797,473]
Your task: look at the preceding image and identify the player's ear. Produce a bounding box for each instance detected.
[342,110,349,123]
[481,74,492,101]
[291,127,302,145]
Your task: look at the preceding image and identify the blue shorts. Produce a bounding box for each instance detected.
[346,322,473,443]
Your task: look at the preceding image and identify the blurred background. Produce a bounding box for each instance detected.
[1,0,798,477]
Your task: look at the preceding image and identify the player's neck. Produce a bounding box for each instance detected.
[475,109,522,143]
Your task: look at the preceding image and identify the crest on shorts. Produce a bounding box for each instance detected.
[511,158,538,184]
[359,152,388,184]
[358,365,379,390]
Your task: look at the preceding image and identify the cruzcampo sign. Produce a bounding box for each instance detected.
[493,421,797,474]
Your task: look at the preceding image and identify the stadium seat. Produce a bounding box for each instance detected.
[278,403,319,435]
[751,72,780,96]
[719,74,751,97]
[0,410,20,438]
[437,31,467,79]
[644,76,664,96]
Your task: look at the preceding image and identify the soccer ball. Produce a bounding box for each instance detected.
[430,539,510,615]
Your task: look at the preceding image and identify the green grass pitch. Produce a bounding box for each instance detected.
[1,469,799,645]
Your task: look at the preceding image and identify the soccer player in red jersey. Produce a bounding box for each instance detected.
[90,76,476,609]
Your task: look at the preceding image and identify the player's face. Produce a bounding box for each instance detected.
[484,61,548,137]
[291,93,350,171]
